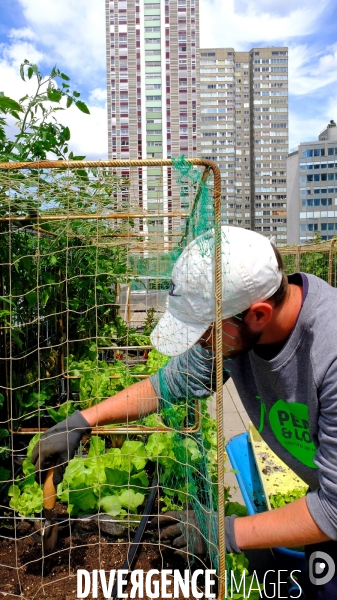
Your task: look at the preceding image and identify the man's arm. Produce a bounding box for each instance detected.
[234,496,330,550]
[82,378,158,426]
[31,378,158,483]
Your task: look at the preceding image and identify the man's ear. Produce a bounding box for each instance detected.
[244,302,273,331]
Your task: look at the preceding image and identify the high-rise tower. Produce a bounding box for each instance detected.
[105,0,199,234]
[199,47,288,246]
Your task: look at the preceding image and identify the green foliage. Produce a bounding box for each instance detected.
[0,427,9,459]
[143,308,158,336]
[226,552,263,600]
[0,60,90,162]
[269,487,307,509]
[0,61,131,424]
[66,354,133,409]
[225,502,248,518]
[13,375,55,420]
[145,348,170,374]
[8,481,43,517]
[63,348,169,414]
[8,434,43,517]
[47,400,75,423]
[0,466,10,484]
[59,436,149,516]
[112,314,151,347]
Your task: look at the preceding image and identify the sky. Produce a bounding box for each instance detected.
[1,0,337,159]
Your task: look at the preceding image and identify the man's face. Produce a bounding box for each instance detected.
[199,314,261,358]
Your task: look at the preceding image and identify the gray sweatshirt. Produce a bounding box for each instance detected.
[150,273,337,540]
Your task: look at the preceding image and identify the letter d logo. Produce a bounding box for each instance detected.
[309,551,335,586]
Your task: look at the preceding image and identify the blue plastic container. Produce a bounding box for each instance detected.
[226,432,306,573]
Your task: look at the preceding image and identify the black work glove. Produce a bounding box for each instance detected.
[151,511,241,561]
[31,410,92,485]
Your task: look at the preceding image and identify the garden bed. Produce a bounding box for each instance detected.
[0,518,196,599]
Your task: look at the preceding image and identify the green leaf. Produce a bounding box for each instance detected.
[0,393,4,408]
[181,438,202,463]
[64,487,98,514]
[47,88,62,103]
[47,400,75,423]
[130,470,149,489]
[10,110,21,120]
[25,290,37,309]
[99,494,122,516]
[0,467,10,484]
[118,489,144,512]
[8,482,43,517]
[63,126,70,141]
[105,468,129,488]
[0,96,22,113]
[121,441,147,471]
[76,169,89,179]
[60,72,70,81]
[0,428,8,440]
[66,96,73,108]
[75,100,90,115]
[225,502,248,518]
[27,433,42,462]
[88,436,105,458]
[73,91,81,98]
[102,448,122,471]
[22,458,35,477]
[41,288,50,307]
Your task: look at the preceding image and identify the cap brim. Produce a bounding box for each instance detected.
[150,310,208,357]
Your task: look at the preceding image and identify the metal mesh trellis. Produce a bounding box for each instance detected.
[0,158,229,599]
[280,239,337,287]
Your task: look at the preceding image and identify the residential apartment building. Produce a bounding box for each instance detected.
[287,124,337,245]
[105,0,199,235]
[199,47,288,246]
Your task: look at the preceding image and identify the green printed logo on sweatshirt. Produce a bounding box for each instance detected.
[268,399,318,469]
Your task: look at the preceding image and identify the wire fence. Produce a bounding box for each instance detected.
[2,158,334,599]
[0,158,228,599]
[280,239,337,286]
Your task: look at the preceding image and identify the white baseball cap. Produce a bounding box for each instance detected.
[150,226,282,357]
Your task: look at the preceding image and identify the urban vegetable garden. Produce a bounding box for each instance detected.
[1,63,337,600]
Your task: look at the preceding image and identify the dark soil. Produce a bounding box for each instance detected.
[0,516,207,599]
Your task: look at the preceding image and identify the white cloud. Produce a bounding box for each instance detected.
[8,27,37,41]
[0,40,44,69]
[200,0,329,49]
[235,0,317,16]
[17,0,106,84]
[0,53,42,98]
[288,110,325,150]
[89,87,107,106]
[317,42,337,75]
[53,103,108,161]
[288,42,337,97]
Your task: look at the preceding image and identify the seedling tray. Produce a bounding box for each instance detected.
[249,423,307,511]
[226,431,306,571]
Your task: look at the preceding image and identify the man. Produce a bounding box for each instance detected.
[32,226,337,598]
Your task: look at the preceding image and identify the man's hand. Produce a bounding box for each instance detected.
[31,411,91,485]
[151,511,242,561]
[150,511,207,560]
